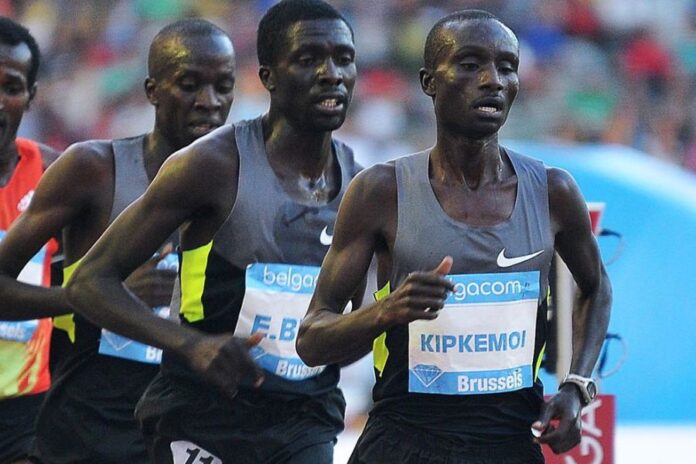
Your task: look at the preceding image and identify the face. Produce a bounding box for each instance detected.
[0,42,34,154]
[147,33,236,149]
[421,19,519,139]
[263,19,356,132]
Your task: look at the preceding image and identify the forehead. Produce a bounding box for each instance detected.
[438,19,518,60]
[283,19,354,51]
[159,34,235,72]
[0,42,32,78]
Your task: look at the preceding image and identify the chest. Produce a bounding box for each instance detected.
[430,177,517,227]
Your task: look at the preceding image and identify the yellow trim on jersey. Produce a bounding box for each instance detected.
[180,242,213,323]
[53,260,79,343]
[372,282,391,377]
[534,342,546,381]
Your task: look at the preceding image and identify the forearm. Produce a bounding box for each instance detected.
[298,302,387,367]
[0,276,72,319]
[569,268,612,376]
[66,273,200,355]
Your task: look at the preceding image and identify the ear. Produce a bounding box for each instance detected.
[419,68,436,97]
[259,66,275,91]
[25,83,37,109]
[144,77,157,105]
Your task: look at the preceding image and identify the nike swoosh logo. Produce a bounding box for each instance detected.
[320,226,333,246]
[496,248,544,268]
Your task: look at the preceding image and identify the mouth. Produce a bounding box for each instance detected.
[188,121,221,136]
[314,95,346,115]
[473,98,505,117]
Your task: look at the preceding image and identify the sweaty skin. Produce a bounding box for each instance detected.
[298,17,611,455]
[66,18,363,399]
[0,30,235,322]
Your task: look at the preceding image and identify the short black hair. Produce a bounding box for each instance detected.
[0,16,41,88]
[257,0,353,66]
[424,10,508,69]
[148,18,231,78]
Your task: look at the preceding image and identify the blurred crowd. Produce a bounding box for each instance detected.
[4,0,696,171]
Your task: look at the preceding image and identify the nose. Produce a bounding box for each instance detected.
[194,85,222,111]
[317,58,343,86]
[479,64,503,91]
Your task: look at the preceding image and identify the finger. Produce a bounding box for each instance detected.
[406,273,455,291]
[246,333,264,347]
[403,296,448,311]
[433,256,453,275]
[159,242,175,257]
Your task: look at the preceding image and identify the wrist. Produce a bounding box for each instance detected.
[559,373,597,406]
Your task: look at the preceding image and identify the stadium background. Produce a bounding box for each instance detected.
[3,0,695,461]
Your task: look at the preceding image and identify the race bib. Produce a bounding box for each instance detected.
[0,230,45,343]
[234,263,329,381]
[408,271,539,395]
[170,441,222,464]
[98,253,178,364]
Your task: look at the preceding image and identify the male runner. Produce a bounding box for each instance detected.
[298,10,612,464]
[0,17,60,464]
[67,1,361,463]
[0,19,236,464]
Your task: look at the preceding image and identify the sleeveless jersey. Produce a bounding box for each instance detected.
[164,116,360,396]
[371,148,554,444]
[0,138,57,399]
[34,135,166,464]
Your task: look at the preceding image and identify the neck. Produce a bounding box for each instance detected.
[0,140,20,184]
[262,113,333,180]
[143,131,177,181]
[430,129,502,190]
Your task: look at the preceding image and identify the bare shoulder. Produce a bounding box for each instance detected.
[546,166,583,201]
[162,125,238,185]
[41,140,115,189]
[346,161,397,204]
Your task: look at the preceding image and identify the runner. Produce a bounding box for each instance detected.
[0,17,60,464]
[67,1,361,463]
[298,9,612,464]
[0,19,235,464]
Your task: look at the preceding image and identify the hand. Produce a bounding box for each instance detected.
[124,248,177,308]
[377,256,454,328]
[532,385,583,454]
[184,333,265,401]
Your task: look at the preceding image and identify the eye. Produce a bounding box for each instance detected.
[336,54,354,66]
[216,81,234,94]
[3,83,25,96]
[498,62,517,74]
[298,55,315,66]
[460,62,479,71]
[178,79,198,92]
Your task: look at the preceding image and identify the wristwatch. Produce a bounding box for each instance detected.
[559,373,597,406]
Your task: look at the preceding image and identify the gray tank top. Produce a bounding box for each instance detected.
[170,116,359,397]
[372,147,555,444]
[109,135,149,223]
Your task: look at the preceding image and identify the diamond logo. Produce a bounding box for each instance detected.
[101,331,133,351]
[250,345,267,361]
[411,364,444,387]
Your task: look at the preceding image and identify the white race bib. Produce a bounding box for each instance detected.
[0,230,45,343]
[408,271,539,395]
[234,263,334,381]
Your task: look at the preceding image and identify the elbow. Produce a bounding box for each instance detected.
[64,268,94,318]
[296,322,322,367]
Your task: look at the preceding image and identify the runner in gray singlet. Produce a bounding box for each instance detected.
[299,9,612,464]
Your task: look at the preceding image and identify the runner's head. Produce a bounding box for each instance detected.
[257,0,356,132]
[0,17,40,153]
[146,19,236,149]
[420,10,519,140]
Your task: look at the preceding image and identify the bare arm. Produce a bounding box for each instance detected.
[535,167,612,453]
[297,165,453,367]
[0,144,104,319]
[66,134,263,397]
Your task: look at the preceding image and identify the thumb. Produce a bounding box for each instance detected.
[433,256,453,275]
[534,402,554,431]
